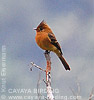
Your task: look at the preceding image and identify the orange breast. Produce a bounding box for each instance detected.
[35,32,56,51]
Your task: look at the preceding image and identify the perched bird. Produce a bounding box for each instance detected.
[34,20,70,70]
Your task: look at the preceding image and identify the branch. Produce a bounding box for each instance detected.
[89,87,94,100]
[30,50,54,100]
[30,62,46,72]
[37,71,42,100]
[44,51,54,100]
[70,78,81,100]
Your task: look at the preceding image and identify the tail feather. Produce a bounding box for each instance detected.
[59,55,70,70]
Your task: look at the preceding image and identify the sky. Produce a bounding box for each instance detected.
[0,0,94,100]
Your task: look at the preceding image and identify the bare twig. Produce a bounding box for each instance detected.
[76,79,81,97]
[43,79,47,85]
[70,87,77,96]
[37,72,47,100]
[89,87,94,100]
[30,62,46,72]
[70,78,81,100]
[37,71,42,100]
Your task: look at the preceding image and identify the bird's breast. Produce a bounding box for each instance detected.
[35,32,56,51]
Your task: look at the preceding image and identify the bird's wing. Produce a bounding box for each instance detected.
[48,33,63,54]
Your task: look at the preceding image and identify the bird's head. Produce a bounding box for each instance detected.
[34,20,52,33]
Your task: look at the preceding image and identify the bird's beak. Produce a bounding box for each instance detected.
[34,28,37,30]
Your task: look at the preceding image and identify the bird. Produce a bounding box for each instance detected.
[34,20,70,70]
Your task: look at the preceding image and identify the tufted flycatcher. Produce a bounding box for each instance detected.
[34,20,70,70]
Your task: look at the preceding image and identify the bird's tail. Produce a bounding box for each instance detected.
[59,55,70,70]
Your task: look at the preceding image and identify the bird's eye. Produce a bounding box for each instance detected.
[39,27,43,31]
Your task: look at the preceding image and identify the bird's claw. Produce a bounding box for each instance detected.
[44,50,50,54]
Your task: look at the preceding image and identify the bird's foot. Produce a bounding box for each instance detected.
[44,50,50,54]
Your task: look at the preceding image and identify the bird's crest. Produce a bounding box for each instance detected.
[35,20,52,33]
[38,20,47,27]
[40,20,46,24]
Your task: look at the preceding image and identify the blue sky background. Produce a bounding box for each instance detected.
[0,0,94,100]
